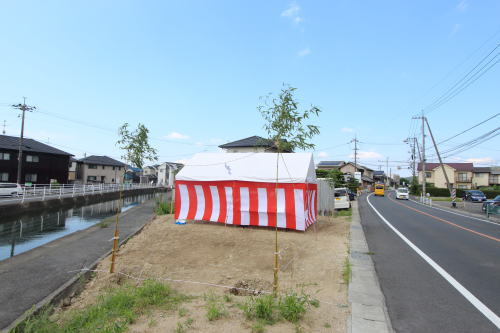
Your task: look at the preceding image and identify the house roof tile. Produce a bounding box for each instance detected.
[417,163,473,172]
[79,155,126,167]
[0,135,72,156]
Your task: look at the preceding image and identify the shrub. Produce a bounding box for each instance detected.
[155,201,174,215]
[278,293,308,323]
[204,292,227,321]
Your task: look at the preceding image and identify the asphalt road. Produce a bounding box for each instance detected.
[358,191,500,333]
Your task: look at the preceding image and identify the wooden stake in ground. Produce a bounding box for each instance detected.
[110,185,123,273]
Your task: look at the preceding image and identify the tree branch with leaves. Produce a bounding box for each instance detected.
[117,123,158,169]
[259,84,321,296]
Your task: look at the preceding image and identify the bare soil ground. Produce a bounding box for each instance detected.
[63,214,350,332]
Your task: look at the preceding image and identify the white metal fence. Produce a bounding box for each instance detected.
[1,183,161,204]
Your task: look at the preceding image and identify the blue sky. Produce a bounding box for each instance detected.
[0,0,499,176]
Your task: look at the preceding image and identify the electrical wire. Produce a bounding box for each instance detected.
[422,43,500,114]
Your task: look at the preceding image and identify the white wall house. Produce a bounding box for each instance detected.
[157,162,183,187]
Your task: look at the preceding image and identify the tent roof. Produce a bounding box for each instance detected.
[176,153,317,183]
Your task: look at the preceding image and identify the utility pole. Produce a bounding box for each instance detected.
[412,112,426,197]
[2,120,6,135]
[425,118,455,206]
[12,98,36,184]
[350,136,359,185]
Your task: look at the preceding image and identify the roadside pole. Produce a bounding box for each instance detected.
[12,98,36,184]
[425,117,454,207]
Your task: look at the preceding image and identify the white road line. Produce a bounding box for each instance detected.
[408,197,499,227]
[366,193,500,329]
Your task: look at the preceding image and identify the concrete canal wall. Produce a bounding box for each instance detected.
[0,187,169,220]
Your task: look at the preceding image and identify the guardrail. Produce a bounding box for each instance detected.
[486,204,500,218]
[2,183,162,204]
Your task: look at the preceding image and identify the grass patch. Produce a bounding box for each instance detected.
[204,292,227,321]
[175,318,194,333]
[251,320,267,333]
[336,208,352,217]
[365,251,375,255]
[155,201,174,215]
[242,291,319,329]
[324,322,331,328]
[12,280,187,333]
[342,257,352,285]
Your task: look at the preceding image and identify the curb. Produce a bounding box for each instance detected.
[2,204,157,333]
[347,200,393,333]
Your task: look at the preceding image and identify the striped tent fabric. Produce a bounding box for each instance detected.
[174,153,318,231]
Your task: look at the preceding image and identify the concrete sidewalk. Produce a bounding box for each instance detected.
[0,199,157,330]
[347,199,393,333]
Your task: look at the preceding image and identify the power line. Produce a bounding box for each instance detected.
[437,112,499,146]
[422,43,500,114]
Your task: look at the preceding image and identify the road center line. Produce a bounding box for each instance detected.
[366,193,500,329]
[387,195,499,242]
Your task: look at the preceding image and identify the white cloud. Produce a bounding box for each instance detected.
[450,23,461,36]
[166,131,189,139]
[349,151,382,160]
[318,151,328,158]
[464,157,494,164]
[456,0,468,12]
[341,127,354,133]
[298,47,311,57]
[281,2,303,24]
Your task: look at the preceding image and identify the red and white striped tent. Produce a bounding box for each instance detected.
[174,153,317,231]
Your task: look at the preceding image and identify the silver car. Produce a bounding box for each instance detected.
[396,188,409,200]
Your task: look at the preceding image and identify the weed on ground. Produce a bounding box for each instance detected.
[12,280,187,333]
[342,257,352,285]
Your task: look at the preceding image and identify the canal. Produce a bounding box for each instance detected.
[0,192,167,261]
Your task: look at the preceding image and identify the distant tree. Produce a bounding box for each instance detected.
[117,123,158,169]
[346,177,360,192]
[259,84,321,296]
[315,169,329,178]
[326,169,346,188]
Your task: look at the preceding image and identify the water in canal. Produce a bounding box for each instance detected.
[0,192,167,261]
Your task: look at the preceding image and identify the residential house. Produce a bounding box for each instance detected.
[68,157,78,182]
[417,163,473,189]
[77,155,126,184]
[0,134,72,184]
[125,166,142,183]
[141,165,159,184]
[473,167,490,188]
[157,162,183,187]
[373,170,386,184]
[339,162,374,189]
[218,136,293,153]
[316,161,345,170]
[489,167,500,186]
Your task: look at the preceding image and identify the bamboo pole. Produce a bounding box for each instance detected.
[273,150,280,296]
[110,181,123,273]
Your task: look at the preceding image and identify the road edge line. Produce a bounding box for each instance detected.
[348,199,393,333]
[408,197,499,226]
[367,193,500,330]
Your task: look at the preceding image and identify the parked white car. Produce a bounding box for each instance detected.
[334,187,351,209]
[396,187,409,200]
[0,183,22,197]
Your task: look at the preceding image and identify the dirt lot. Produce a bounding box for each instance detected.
[64,214,350,332]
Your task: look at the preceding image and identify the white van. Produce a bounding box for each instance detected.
[0,183,22,197]
[396,187,409,200]
[334,187,351,209]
